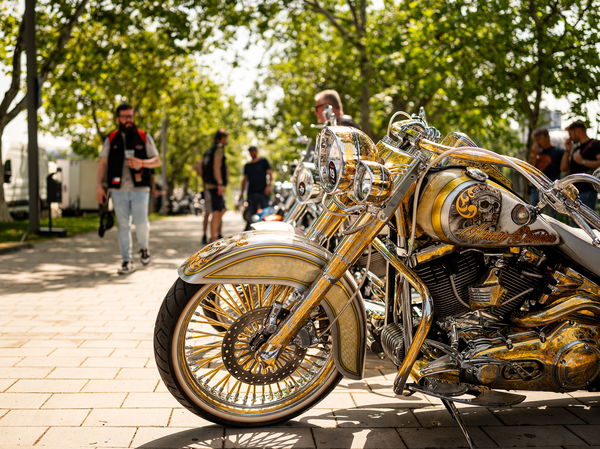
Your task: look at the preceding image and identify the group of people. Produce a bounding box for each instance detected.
[96,96,599,275]
[193,130,274,242]
[529,120,600,213]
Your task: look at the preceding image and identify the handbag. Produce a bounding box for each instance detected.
[98,193,115,238]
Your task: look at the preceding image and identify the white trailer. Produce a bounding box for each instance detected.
[2,143,49,218]
[57,159,98,213]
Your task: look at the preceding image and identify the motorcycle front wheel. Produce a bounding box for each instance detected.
[154,278,342,427]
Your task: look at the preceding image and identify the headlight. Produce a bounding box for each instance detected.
[291,162,323,203]
[354,161,392,204]
[316,126,378,194]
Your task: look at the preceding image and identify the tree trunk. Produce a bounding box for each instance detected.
[159,115,169,215]
[0,137,12,222]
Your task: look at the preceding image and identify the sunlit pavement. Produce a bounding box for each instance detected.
[0,211,599,449]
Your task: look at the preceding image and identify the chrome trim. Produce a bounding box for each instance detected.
[371,238,434,393]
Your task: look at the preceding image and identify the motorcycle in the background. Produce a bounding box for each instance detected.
[154,111,600,449]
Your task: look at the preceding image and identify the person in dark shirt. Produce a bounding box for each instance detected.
[239,146,273,231]
[528,127,564,215]
[560,120,600,210]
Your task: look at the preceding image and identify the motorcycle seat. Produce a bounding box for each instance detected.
[543,215,600,279]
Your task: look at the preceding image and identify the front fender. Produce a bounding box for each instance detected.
[179,229,366,379]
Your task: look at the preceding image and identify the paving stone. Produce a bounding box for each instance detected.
[115,367,158,379]
[0,408,89,426]
[0,366,52,379]
[312,392,356,410]
[335,408,419,428]
[42,392,127,409]
[21,338,83,348]
[37,426,136,448]
[565,405,600,424]
[47,367,119,379]
[51,347,114,357]
[121,392,182,408]
[83,407,170,426]
[7,378,86,393]
[567,425,600,445]
[483,425,586,447]
[400,426,496,448]
[15,355,86,367]
[83,356,149,368]
[283,409,338,428]
[0,393,51,408]
[82,379,157,393]
[413,406,502,427]
[0,426,47,448]
[351,392,428,409]
[314,427,406,448]
[0,379,16,392]
[0,347,53,357]
[514,391,582,407]
[0,356,22,367]
[224,427,315,449]
[568,391,600,406]
[169,408,215,427]
[132,427,224,448]
[79,339,140,348]
[492,406,585,425]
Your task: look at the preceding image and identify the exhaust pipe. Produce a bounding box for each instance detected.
[512,295,600,327]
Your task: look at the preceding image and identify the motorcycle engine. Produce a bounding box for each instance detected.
[380,246,600,392]
[411,249,546,320]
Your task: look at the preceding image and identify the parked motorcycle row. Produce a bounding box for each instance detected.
[153,109,600,449]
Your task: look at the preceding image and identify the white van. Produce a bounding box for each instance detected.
[3,143,49,218]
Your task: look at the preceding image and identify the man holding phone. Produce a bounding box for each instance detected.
[96,103,161,274]
[561,120,600,211]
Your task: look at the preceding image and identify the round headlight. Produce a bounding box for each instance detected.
[316,126,378,194]
[292,162,323,203]
[353,161,392,204]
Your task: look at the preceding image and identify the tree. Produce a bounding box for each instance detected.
[439,0,600,151]
[0,0,243,221]
[0,0,90,221]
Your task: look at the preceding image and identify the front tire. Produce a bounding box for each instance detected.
[154,278,342,427]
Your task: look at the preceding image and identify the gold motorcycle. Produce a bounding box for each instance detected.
[154,112,600,448]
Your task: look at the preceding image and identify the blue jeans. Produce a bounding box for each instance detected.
[579,190,598,211]
[111,190,150,261]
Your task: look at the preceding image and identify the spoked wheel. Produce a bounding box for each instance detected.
[154,278,341,426]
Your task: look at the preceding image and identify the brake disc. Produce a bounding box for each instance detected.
[221,307,307,385]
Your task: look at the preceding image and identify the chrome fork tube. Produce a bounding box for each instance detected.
[259,213,385,359]
[370,238,433,394]
[305,198,345,244]
[283,201,306,225]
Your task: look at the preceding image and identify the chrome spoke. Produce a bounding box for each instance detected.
[177,282,337,414]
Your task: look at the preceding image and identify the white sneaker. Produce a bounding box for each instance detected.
[118,260,135,275]
[139,248,151,265]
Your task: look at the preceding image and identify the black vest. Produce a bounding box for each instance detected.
[203,144,228,186]
[106,127,151,188]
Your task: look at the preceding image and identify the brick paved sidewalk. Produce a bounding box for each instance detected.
[0,212,599,449]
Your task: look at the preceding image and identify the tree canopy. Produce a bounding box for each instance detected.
[0,0,598,221]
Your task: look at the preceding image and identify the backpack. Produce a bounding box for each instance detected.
[108,128,147,144]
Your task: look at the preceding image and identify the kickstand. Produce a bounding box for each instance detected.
[441,398,476,449]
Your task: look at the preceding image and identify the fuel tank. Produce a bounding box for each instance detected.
[416,168,560,247]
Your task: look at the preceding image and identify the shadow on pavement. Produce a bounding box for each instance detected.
[134,394,600,448]
[0,214,244,295]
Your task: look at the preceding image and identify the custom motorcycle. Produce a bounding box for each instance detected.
[154,111,600,448]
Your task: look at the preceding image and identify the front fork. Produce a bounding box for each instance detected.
[259,211,386,361]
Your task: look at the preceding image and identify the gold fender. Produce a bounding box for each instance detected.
[178,229,366,379]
